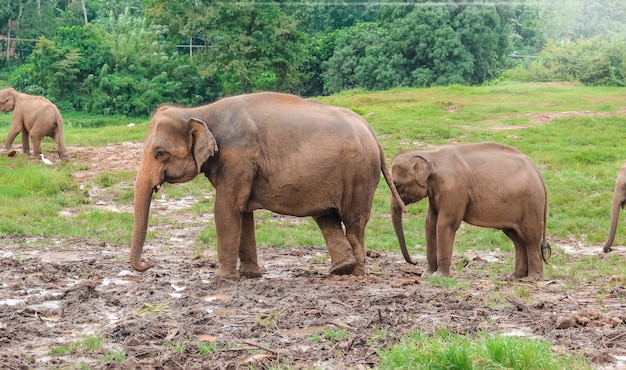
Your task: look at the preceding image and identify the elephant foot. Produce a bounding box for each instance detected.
[603,246,613,253]
[215,268,241,281]
[507,272,543,282]
[433,270,451,278]
[352,265,366,276]
[239,262,263,279]
[329,255,356,275]
[7,149,16,157]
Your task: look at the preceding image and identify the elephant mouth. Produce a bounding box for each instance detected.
[153,184,162,193]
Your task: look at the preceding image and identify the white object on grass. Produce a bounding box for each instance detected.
[40,153,53,165]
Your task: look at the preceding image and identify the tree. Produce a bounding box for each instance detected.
[145,1,305,94]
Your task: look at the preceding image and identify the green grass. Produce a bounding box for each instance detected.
[377,329,590,370]
[49,335,104,356]
[2,83,624,260]
[1,83,624,256]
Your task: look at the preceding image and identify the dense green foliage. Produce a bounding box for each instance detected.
[503,36,626,87]
[1,0,625,115]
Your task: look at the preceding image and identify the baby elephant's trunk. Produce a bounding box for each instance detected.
[392,195,417,265]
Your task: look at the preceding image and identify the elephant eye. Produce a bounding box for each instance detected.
[154,149,167,158]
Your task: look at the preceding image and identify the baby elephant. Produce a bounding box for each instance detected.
[391,142,551,280]
[0,87,68,159]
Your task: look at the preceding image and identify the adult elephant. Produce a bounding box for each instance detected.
[130,92,406,280]
[390,142,551,280]
[0,88,68,159]
[603,162,626,253]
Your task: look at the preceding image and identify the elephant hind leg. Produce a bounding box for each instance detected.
[503,228,528,278]
[314,213,355,275]
[344,223,367,276]
[503,228,543,280]
[239,211,262,278]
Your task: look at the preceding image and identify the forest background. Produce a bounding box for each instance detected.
[0,0,625,118]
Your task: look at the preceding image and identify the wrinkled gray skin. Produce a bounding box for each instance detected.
[391,142,550,280]
[0,88,68,159]
[603,162,626,253]
[130,92,406,280]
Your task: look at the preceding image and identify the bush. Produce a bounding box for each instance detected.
[501,36,626,86]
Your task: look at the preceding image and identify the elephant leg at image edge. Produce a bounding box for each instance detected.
[238,211,263,278]
[314,214,356,275]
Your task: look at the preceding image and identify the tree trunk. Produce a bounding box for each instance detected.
[81,0,88,24]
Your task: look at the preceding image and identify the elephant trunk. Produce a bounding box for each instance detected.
[392,195,417,265]
[130,170,157,272]
[604,189,624,253]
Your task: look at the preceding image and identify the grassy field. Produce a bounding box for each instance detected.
[1,82,626,263]
[1,82,624,368]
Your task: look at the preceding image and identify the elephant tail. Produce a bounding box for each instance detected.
[54,110,69,159]
[369,128,406,214]
[540,178,551,264]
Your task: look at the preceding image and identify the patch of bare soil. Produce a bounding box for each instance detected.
[486,108,626,131]
[0,143,625,369]
[1,238,625,369]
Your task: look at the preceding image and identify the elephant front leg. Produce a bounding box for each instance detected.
[4,123,22,152]
[239,211,262,278]
[425,208,438,273]
[434,216,461,277]
[214,199,244,280]
[314,214,356,275]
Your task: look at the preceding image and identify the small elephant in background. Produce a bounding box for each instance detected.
[603,162,626,253]
[391,142,551,280]
[0,87,68,159]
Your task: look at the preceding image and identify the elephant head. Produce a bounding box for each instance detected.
[391,153,434,265]
[130,111,218,272]
[0,88,16,111]
[604,163,626,253]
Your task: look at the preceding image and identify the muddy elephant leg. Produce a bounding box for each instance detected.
[503,229,528,278]
[504,228,543,280]
[434,214,461,277]
[238,211,262,278]
[425,208,438,273]
[344,217,368,276]
[28,125,45,157]
[314,213,356,275]
[21,129,31,155]
[213,196,244,280]
[4,124,21,151]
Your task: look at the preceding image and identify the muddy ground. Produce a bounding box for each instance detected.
[1,142,626,369]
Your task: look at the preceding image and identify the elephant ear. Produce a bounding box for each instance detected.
[412,155,434,187]
[188,118,218,173]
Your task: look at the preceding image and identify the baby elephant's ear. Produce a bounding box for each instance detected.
[188,118,218,173]
[412,155,434,187]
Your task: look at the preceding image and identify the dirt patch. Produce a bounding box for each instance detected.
[70,142,143,182]
[1,144,626,369]
[1,237,625,369]
[488,108,626,131]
